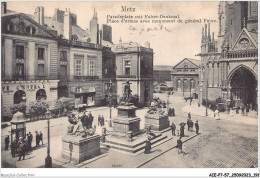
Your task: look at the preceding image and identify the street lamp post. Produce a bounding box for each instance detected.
[190,79,192,106]
[167,91,170,114]
[206,80,208,116]
[109,79,113,120]
[45,109,52,168]
[182,79,184,97]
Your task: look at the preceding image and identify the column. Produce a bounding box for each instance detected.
[217,63,220,86]
[28,42,36,80]
[70,52,74,79]
[212,63,214,87]
[4,39,13,80]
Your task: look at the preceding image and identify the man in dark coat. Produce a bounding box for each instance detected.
[4,135,10,151]
[168,108,172,116]
[180,125,185,137]
[28,132,33,151]
[172,108,175,116]
[171,122,176,136]
[188,112,191,120]
[18,137,26,161]
[35,131,39,147]
[195,120,199,135]
[88,112,93,128]
[98,115,101,126]
[101,115,105,127]
[11,139,17,157]
[39,131,43,145]
[177,137,182,154]
[144,138,152,154]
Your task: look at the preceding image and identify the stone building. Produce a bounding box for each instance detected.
[153,65,172,83]
[113,39,153,105]
[171,58,200,97]
[198,1,258,112]
[1,3,59,117]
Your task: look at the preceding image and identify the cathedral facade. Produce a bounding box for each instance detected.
[198,1,258,113]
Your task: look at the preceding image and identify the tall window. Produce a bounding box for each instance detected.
[190,79,195,89]
[75,59,82,76]
[125,61,131,75]
[184,65,188,72]
[60,51,67,61]
[38,48,45,60]
[60,65,67,76]
[16,45,24,59]
[16,64,24,77]
[89,60,95,76]
[38,64,45,76]
[177,79,181,89]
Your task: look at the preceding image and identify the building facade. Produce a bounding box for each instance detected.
[198,1,258,112]
[153,65,172,83]
[171,58,199,96]
[1,7,59,117]
[114,40,153,105]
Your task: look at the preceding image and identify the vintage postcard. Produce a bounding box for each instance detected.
[1,0,259,177]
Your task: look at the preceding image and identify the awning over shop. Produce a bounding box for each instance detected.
[70,86,96,94]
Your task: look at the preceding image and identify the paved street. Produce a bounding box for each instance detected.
[1,93,258,168]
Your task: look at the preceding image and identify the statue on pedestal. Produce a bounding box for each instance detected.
[119,81,133,105]
[67,110,96,138]
[147,97,165,115]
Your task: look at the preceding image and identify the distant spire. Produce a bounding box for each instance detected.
[208,23,211,42]
[93,7,97,19]
[212,32,214,42]
[205,24,207,38]
[243,17,246,28]
[202,27,204,42]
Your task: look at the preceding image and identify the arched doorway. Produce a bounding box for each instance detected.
[36,89,47,101]
[14,90,26,104]
[229,67,257,109]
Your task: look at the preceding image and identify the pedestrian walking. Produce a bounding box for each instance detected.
[246,104,250,116]
[168,108,172,116]
[144,137,152,154]
[172,108,175,116]
[180,125,185,137]
[28,132,33,151]
[88,112,94,128]
[39,131,43,145]
[35,131,40,147]
[98,115,101,126]
[24,136,29,154]
[11,139,17,157]
[101,115,105,127]
[177,137,183,154]
[18,137,26,161]
[171,122,176,136]
[4,135,10,151]
[188,112,191,120]
[195,120,199,134]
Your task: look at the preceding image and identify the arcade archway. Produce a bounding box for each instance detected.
[229,66,257,109]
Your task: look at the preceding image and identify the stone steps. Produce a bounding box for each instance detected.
[101,134,168,154]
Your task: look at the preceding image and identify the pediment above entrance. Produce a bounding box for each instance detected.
[2,13,55,39]
[231,28,257,51]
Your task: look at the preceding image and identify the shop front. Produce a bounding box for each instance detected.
[1,80,59,117]
[71,86,96,107]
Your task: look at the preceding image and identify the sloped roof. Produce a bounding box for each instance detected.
[173,58,200,69]
[154,65,173,71]
[4,8,90,42]
[249,31,258,45]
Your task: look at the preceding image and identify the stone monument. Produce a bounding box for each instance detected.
[112,80,141,137]
[62,110,100,164]
[145,97,170,131]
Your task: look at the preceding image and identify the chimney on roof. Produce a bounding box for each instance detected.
[119,37,122,48]
[145,41,150,48]
[34,6,44,26]
[1,2,7,15]
[64,8,72,40]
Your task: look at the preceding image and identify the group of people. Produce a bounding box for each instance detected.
[168,108,175,116]
[4,131,43,161]
[35,131,43,147]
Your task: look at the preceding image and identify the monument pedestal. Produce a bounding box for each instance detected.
[112,104,141,136]
[62,134,100,164]
[145,113,169,131]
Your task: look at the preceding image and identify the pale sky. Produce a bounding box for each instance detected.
[6,1,219,66]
